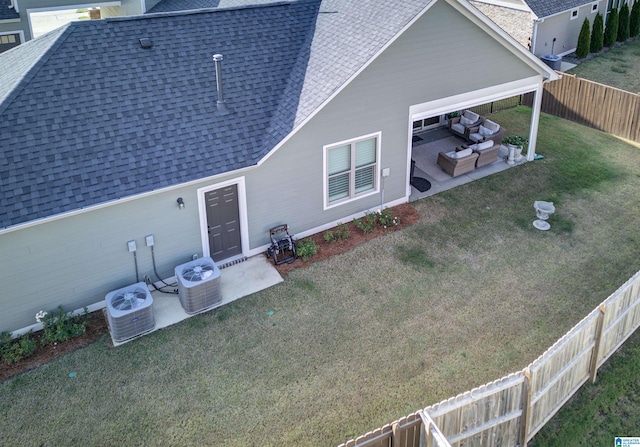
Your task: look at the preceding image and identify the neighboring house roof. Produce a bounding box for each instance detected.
[148,0,280,13]
[0,0,434,229]
[0,0,20,21]
[525,0,596,18]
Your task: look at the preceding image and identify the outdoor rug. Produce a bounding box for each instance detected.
[411,136,460,182]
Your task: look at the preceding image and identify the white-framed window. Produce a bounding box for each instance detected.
[324,132,380,208]
[591,2,599,13]
[570,8,579,19]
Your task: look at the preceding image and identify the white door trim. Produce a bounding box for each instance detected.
[196,176,249,263]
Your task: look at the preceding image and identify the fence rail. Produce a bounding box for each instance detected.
[337,270,640,447]
[523,73,640,142]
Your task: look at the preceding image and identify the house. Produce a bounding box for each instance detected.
[0,0,559,334]
[470,0,634,57]
[0,0,165,52]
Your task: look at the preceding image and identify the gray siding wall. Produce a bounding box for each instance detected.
[0,0,540,333]
[245,0,536,249]
[533,1,605,56]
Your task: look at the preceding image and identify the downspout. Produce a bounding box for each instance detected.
[9,0,19,13]
[531,17,543,55]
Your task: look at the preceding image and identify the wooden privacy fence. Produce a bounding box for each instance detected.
[337,269,640,447]
[523,73,640,143]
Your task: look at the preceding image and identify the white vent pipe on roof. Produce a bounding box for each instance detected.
[212,54,231,115]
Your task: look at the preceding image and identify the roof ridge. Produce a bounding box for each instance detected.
[107,0,295,22]
[0,26,74,116]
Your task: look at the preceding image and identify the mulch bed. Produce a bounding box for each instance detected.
[272,203,420,276]
[0,312,109,382]
[1,203,420,382]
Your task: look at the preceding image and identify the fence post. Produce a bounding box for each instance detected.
[589,303,607,383]
[519,367,532,447]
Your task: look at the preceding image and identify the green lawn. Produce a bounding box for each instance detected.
[568,37,640,93]
[1,107,640,446]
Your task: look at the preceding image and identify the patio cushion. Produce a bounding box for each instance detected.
[460,115,474,126]
[462,110,480,122]
[483,119,500,132]
[475,140,494,151]
[455,148,473,158]
[451,122,465,134]
[478,125,495,136]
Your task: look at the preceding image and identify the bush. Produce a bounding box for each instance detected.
[39,306,89,346]
[618,3,630,41]
[323,222,350,243]
[354,211,378,234]
[591,12,604,53]
[296,239,318,261]
[378,209,400,228]
[604,7,619,47]
[576,18,591,58]
[631,1,640,37]
[1,332,37,365]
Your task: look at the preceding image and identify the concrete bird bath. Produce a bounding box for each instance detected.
[533,201,555,230]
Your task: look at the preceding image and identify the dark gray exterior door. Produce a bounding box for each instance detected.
[205,185,242,262]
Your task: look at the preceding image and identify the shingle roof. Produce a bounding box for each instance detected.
[0,0,19,21]
[148,0,280,13]
[525,0,596,18]
[0,0,431,229]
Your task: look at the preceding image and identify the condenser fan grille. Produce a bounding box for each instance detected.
[182,264,214,282]
[110,288,149,311]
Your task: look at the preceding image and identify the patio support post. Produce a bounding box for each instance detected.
[527,80,544,161]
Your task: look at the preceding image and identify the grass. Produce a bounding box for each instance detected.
[1,108,640,446]
[530,330,640,446]
[568,37,640,92]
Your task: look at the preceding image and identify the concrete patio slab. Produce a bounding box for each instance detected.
[110,255,283,346]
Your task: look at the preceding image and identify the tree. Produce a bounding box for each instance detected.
[604,6,619,47]
[618,2,630,41]
[630,0,640,37]
[576,18,591,58]
[591,12,604,52]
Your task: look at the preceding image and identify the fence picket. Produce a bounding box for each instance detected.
[338,269,640,447]
[535,74,640,142]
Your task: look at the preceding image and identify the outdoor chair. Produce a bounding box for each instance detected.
[459,140,501,168]
[467,119,505,145]
[448,110,483,139]
[437,147,479,177]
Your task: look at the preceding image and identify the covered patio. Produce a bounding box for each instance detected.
[408,117,525,201]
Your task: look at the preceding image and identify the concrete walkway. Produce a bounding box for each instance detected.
[111,255,283,346]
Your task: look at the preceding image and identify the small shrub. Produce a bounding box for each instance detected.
[323,230,336,243]
[604,7,619,47]
[2,332,37,365]
[591,12,604,53]
[38,306,89,346]
[630,1,640,37]
[354,212,378,234]
[576,18,591,59]
[378,209,400,228]
[296,239,318,261]
[323,223,350,242]
[618,3,630,41]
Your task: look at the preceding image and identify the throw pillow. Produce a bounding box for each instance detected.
[456,148,473,158]
[478,125,494,136]
[476,140,494,151]
[484,119,499,132]
[445,151,457,159]
[460,115,474,126]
